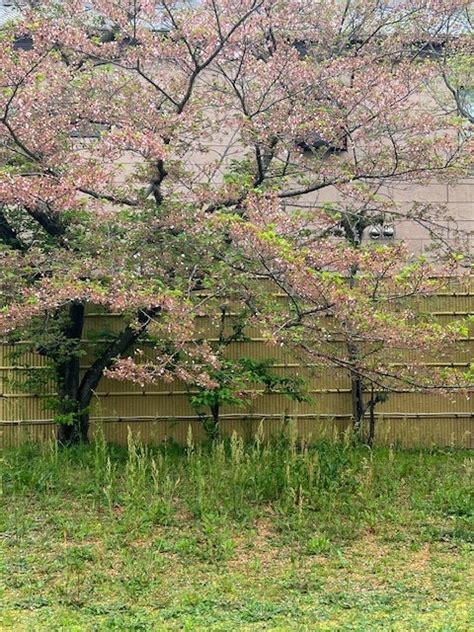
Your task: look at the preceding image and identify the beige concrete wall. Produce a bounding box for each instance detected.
[303,178,473,255]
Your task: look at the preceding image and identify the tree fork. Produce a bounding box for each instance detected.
[71,308,159,443]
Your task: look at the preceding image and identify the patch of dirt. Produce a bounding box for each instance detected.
[228,518,283,569]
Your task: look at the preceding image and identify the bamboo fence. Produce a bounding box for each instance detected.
[1,278,472,448]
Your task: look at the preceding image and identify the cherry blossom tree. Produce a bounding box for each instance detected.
[0,0,472,443]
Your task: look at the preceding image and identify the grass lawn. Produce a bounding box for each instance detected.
[0,432,472,630]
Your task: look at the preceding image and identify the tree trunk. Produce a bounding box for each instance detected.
[367,398,376,447]
[347,333,365,437]
[56,389,93,445]
[207,403,220,440]
[55,307,156,445]
[345,250,365,439]
[56,302,86,445]
[366,387,386,447]
[350,368,365,437]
